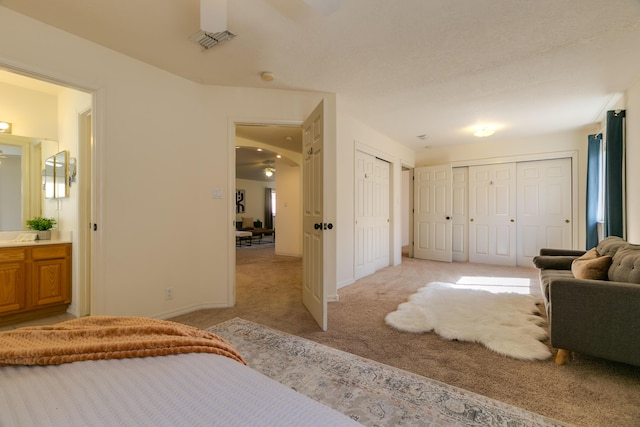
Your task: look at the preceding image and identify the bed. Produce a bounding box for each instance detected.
[0,316,359,426]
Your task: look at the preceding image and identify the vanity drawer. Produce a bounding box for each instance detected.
[0,248,26,262]
[32,245,69,260]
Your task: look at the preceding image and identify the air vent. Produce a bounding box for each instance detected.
[190,30,236,50]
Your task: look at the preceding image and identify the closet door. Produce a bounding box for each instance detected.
[451,167,468,262]
[468,163,517,266]
[517,158,572,266]
[355,151,390,279]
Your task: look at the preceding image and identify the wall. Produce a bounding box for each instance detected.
[0,81,57,139]
[336,106,415,289]
[402,169,410,247]
[0,7,336,319]
[626,75,640,243]
[235,178,269,226]
[415,129,588,249]
[275,159,302,257]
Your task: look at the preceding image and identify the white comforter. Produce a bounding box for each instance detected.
[0,353,359,426]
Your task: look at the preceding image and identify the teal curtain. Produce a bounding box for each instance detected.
[604,110,625,238]
[586,133,602,249]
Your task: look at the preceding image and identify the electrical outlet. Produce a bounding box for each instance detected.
[165,287,174,300]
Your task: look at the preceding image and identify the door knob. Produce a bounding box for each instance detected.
[446,216,451,220]
[470,218,474,222]
[314,223,321,230]
[565,219,570,223]
[325,223,334,230]
[510,219,515,222]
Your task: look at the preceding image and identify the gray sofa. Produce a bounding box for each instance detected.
[533,236,640,366]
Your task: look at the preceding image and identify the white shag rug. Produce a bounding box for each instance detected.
[385,282,551,361]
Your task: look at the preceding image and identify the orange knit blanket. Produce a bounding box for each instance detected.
[0,316,246,366]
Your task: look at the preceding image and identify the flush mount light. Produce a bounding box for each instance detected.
[473,126,496,137]
[0,121,12,134]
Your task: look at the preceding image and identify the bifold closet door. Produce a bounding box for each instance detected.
[468,163,517,266]
[355,150,390,279]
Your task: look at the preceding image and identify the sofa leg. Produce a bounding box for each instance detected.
[555,349,570,365]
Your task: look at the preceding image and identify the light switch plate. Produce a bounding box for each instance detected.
[212,188,224,199]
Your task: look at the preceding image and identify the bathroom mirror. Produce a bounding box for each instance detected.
[43,155,55,199]
[0,135,58,231]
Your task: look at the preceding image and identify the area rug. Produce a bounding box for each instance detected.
[385,282,551,361]
[208,318,569,427]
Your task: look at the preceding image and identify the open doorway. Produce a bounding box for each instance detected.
[0,67,94,321]
[234,124,303,309]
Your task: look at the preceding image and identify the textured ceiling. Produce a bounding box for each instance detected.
[2,0,640,151]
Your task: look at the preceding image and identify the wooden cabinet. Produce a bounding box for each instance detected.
[0,243,71,325]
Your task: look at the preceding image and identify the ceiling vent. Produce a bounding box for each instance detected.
[190,30,236,50]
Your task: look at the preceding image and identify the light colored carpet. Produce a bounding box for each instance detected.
[169,245,640,427]
[385,282,550,360]
[209,318,570,427]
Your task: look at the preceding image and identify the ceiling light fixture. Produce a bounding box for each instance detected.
[473,126,496,138]
[0,121,12,134]
[261,72,275,82]
[264,167,275,177]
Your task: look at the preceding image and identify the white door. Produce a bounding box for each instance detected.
[355,151,390,279]
[517,158,572,266]
[469,163,517,266]
[302,101,327,331]
[451,167,468,262]
[413,165,452,262]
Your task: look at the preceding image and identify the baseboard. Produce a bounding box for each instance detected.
[337,279,356,290]
[155,302,230,320]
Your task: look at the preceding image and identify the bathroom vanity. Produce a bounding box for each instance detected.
[0,240,71,325]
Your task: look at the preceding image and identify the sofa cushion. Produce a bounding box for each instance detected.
[609,244,640,283]
[571,248,612,280]
[241,217,254,229]
[596,236,628,257]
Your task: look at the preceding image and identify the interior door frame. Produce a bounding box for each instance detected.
[226,117,304,307]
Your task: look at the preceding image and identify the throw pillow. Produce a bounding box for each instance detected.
[571,248,612,280]
[241,217,254,229]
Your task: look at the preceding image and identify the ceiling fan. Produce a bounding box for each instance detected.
[263,160,276,178]
[193,0,342,49]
